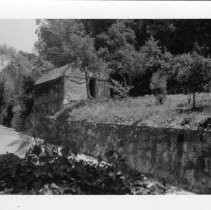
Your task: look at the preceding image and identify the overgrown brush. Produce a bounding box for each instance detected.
[0,143,131,194]
[0,142,168,195]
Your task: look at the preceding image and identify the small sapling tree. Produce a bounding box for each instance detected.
[150,70,167,104]
[174,52,211,110]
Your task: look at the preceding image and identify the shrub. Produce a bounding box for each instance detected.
[150,70,167,104]
[0,142,169,194]
[110,79,132,99]
[0,143,131,194]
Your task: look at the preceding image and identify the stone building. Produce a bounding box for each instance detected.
[34,64,110,115]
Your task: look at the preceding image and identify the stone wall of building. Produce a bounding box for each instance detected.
[63,76,87,104]
[46,119,211,193]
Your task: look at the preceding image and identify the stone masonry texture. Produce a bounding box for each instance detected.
[45,119,211,194]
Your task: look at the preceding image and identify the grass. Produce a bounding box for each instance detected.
[68,93,211,129]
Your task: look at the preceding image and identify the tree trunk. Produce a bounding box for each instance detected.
[84,68,93,100]
[192,92,196,110]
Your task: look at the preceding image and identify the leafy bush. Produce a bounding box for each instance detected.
[0,142,169,195]
[0,145,130,194]
[150,70,167,104]
[110,79,132,99]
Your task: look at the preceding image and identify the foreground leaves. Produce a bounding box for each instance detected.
[0,144,169,195]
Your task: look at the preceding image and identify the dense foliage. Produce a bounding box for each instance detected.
[0,45,54,129]
[2,20,211,129]
[35,20,211,104]
[0,143,169,195]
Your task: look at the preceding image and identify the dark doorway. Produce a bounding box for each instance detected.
[89,78,96,98]
[3,104,14,127]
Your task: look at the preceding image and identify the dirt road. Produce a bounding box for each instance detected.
[0,125,25,157]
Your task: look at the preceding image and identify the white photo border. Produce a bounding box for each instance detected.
[0,1,210,210]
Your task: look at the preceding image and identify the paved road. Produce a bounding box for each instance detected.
[0,125,26,157]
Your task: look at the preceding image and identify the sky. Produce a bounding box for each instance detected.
[0,19,37,53]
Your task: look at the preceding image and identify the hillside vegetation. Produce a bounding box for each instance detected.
[2,20,211,131]
[69,93,211,129]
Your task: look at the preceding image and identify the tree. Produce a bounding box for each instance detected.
[146,20,177,52]
[129,37,172,96]
[0,47,54,129]
[34,19,211,99]
[173,52,211,109]
[96,21,140,89]
[150,70,167,104]
[0,82,5,112]
[35,20,142,99]
[35,20,84,67]
[36,20,105,99]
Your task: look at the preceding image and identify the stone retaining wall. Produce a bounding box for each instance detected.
[49,120,211,193]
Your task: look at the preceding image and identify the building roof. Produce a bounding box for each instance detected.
[34,64,85,85]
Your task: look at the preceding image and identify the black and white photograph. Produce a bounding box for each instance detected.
[0,18,210,197]
[0,7,210,210]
